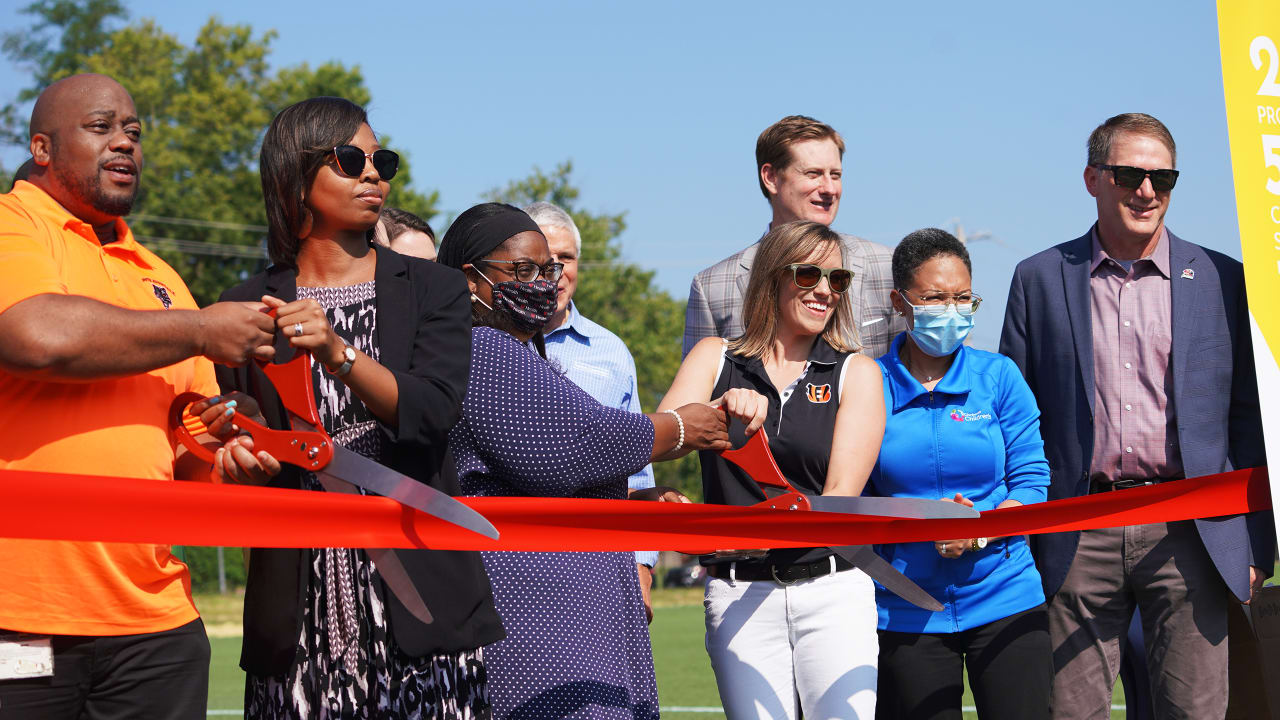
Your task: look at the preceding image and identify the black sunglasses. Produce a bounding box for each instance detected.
[786,263,853,293]
[1094,164,1179,192]
[331,145,399,180]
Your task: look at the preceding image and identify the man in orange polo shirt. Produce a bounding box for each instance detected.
[0,73,276,719]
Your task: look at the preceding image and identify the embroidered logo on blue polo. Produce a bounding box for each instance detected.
[806,383,831,403]
[950,408,992,422]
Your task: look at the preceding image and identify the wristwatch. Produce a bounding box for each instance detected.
[970,537,988,552]
[327,345,356,377]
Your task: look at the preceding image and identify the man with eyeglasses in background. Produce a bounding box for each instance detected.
[524,201,675,624]
[999,112,1271,719]
[682,115,904,359]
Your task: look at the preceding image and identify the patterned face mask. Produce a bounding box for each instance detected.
[474,268,558,333]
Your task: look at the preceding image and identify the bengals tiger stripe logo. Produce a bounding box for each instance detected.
[805,383,831,404]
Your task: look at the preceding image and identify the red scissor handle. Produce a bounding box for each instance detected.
[255,350,324,428]
[170,308,340,473]
[169,391,334,470]
[258,307,325,428]
[720,430,813,511]
[679,430,813,555]
[169,336,336,472]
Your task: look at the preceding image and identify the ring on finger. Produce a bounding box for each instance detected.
[293,322,305,337]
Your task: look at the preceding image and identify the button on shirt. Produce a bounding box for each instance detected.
[544,301,658,567]
[1088,228,1183,483]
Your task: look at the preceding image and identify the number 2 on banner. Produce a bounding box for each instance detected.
[1255,36,1280,97]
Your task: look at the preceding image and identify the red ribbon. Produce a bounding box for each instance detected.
[0,466,1270,550]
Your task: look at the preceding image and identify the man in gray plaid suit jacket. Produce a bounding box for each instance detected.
[683,115,902,358]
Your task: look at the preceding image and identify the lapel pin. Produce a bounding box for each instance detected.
[1180,268,1194,280]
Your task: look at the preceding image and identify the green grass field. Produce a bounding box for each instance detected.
[200,589,1125,718]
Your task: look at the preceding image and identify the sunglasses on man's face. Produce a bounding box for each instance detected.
[331,145,399,180]
[1094,164,1179,192]
[786,263,853,293]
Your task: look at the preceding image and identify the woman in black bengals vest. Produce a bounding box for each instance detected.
[659,220,886,719]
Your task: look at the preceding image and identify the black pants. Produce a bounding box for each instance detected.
[876,605,1051,720]
[0,618,209,720]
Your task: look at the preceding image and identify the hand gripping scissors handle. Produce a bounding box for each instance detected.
[719,430,981,611]
[168,351,495,539]
[168,348,497,624]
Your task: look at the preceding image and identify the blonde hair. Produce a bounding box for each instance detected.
[728,221,860,359]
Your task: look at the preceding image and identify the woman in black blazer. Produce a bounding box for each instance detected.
[215,96,502,720]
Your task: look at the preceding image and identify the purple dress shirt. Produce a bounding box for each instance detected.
[1088,228,1184,484]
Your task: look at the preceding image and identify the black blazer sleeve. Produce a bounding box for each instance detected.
[213,258,503,674]
[390,261,471,448]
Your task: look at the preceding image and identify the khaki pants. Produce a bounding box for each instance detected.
[1047,521,1229,720]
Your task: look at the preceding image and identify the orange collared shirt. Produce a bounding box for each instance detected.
[0,181,216,636]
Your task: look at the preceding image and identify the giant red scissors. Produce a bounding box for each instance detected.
[720,429,979,611]
[170,349,497,623]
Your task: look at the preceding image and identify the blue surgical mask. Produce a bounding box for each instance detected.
[906,302,974,357]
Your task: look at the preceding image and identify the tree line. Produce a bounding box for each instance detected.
[2,2,702,591]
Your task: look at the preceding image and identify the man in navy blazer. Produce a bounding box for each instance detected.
[999,113,1272,719]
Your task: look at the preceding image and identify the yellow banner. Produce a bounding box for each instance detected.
[1219,0,1280,546]
[1220,0,1280,355]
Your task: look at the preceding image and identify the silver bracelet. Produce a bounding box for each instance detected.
[663,408,685,452]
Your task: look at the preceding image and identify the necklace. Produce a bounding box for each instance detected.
[902,352,935,383]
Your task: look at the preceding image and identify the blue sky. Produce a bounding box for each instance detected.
[0,1,1241,350]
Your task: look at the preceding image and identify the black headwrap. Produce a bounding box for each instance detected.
[437,202,544,269]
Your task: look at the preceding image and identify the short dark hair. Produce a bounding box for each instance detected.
[1087,113,1176,168]
[755,115,845,200]
[260,97,369,267]
[892,228,972,290]
[381,207,435,241]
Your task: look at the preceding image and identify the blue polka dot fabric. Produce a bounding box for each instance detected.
[451,327,659,720]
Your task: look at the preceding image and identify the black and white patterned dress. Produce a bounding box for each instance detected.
[245,281,489,720]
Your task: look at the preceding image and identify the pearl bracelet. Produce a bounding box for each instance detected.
[663,408,685,452]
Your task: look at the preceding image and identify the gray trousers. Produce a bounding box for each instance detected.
[1047,521,1229,720]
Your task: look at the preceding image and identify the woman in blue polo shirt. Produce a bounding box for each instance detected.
[870,228,1052,720]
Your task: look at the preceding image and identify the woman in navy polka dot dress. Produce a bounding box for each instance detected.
[438,203,766,720]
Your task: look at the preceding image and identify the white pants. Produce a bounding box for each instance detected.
[703,563,878,720]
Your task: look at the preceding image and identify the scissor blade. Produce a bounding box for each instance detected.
[311,474,435,624]
[367,548,434,625]
[323,446,498,540]
[831,545,943,612]
[808,495,980,519]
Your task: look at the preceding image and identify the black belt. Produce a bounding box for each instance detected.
[1090,476,1183,493]
[705,554,853,584]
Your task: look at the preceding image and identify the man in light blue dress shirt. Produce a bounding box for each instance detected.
[525,202,663,622]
